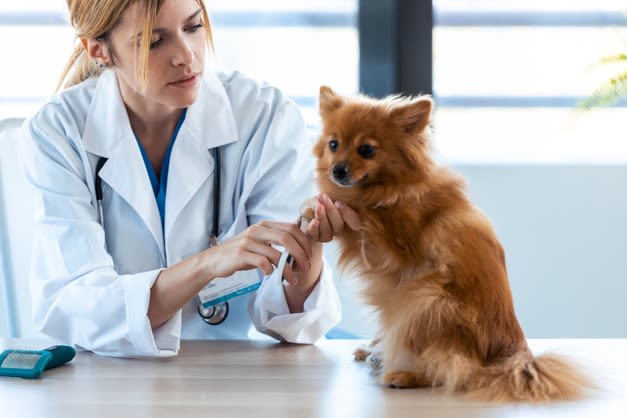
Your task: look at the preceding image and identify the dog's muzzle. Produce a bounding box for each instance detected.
[331,163,354,186]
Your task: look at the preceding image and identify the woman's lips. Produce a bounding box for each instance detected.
[169,74,198,88]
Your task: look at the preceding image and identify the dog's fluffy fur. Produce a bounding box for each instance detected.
[309,86,591,402]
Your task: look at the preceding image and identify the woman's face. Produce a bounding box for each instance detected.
[106,0,206,112]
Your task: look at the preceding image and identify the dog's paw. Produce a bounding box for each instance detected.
[297,200,316,232]
[382,371,425,389]
[354,345,383,375]
[366,352,383,374]
[353,345,371,362]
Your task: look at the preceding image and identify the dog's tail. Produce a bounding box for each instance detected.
[466,350,593,402]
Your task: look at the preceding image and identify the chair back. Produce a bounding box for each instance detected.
[0,118,42,337]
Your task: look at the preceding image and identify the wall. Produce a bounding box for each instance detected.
[0,119,41,337]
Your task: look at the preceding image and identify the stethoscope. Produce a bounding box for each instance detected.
[95,147,229,325]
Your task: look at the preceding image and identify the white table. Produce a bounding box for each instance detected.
[1,338,625,417]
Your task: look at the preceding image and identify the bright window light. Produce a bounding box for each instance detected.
[1,0,625,164]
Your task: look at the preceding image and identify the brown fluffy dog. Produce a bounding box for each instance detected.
[309,86,591,401]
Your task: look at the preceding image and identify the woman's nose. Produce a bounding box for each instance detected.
[172,37,195,66]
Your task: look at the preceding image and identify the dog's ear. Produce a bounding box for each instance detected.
[390,96,433,135]
[319,86,344,118]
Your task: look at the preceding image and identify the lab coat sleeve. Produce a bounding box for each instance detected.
[20,117,179,358]
[249,258,341,344]
[242,99,342,343]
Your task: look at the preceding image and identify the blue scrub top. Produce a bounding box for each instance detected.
[135,108,187,229]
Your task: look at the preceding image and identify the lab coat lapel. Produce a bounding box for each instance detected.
[100,142,165,258]
[83,71,165,260]
[164,70,238,239]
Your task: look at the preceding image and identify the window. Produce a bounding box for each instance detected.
[433,0,627,164]
[0,0,358,131]
[2,1,625,160]
[204,0,358,129]
[0,1,73,119]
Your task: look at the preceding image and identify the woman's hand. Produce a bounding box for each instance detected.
[272,193,362,313]
[148,220,313,328]
[205,220,312,284]
[300,193,362,243]
[207,220,320,314]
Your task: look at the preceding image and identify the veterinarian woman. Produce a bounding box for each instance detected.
[20,0,360,357]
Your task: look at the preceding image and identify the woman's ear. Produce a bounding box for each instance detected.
[81,38,110,66]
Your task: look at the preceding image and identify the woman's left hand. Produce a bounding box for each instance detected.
[300,193,362,243]
[282,193,361,313]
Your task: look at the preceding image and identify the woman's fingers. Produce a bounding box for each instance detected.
[314,201,332,242]
[323,195,344,230]
[247,221,311,278]
[305,217,321,242]
[334,200,362,231]
[210,196,362,284]
[306,193,362,242]
[210,238,276,277]
[255,221,312,255]
[319,194,344,236]
[206,220,312,283]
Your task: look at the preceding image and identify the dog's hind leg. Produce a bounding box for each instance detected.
[379,335,433,388]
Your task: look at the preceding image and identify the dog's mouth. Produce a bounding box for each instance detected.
[331,176,358,187]
[329,163,367,187]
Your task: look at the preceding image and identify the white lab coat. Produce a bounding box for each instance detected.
[20,69,341,357]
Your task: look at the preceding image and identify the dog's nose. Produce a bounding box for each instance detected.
[332,164,349,181]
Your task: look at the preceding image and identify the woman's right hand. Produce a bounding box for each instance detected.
[203,220,313,283]
[149,220,310,328]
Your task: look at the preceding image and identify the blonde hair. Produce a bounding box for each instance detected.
[57,0,213,92]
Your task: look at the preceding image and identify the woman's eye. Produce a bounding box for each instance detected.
[187,23,204,33]
[147,22,203,50]
[149,38,163,49]
[357,144,377,159]
[328,139,339,152]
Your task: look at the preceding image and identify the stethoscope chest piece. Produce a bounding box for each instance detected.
[197,301,229,325]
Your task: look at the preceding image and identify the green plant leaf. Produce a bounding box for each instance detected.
[578,71,627,110]
[595,53,627,66]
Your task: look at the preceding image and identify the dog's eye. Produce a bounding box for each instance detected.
[328,139,339,153]
[358,144,377,159]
